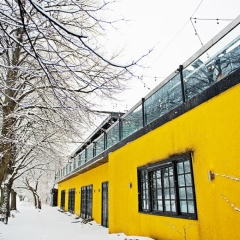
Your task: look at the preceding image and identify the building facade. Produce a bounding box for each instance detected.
[56,15,240,240]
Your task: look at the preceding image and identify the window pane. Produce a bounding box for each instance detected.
[170,188,176,199]
[188,201,195,213]
[158,200,163,211]
[169,176,174,187]
[180,200,187,213]
[184,160,191,173]
[157,189,162,199]
[186,187,193,199]
[153,198,157,211]
[169,167,173,175]
[177,162,184,174]
[157,178,162,187]
[152,179,157,187]
[178,175,185,186]
[165,200,171,211]
[164,189,170,199]
[164,177,169,186]
[171,201,176,212]
[185,174,192,186]
[179,188,186,199]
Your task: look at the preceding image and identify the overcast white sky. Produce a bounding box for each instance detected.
[96,0,240,112]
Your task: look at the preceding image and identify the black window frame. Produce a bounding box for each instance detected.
[68,188,75,213]
[137,152,197,220]
[101,181,109,227]
[60,190,65,210]
[80,184,93,219]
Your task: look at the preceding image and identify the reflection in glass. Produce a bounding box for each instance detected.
[184,160,190,173]
[184,25,240,101]
[86,144,93,162]
[122,104,143,139]
[186,187,193,199]
[144,74,182,125]
[177,162,184,174]
[188,201,194,213]
[178,175,185,186]
[95,135,105,156]
[185,174,192,186]
[106,123,119,149]
[179,188,186,199]
[171,201,176,212]
[180,200,187,213]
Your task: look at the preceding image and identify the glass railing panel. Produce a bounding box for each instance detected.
[77,152,85,166]
[83,150,86,164]
[77,154,81,167]
[184,24,240,100]
[86,143,94,162]
[106,122,119,149]
[73,158,76,170]
[122,104,143,140]
[144,74,183,125]
[65,164,68,174]
[95,134,105,156]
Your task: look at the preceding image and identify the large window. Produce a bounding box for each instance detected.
[68,188,75,213]
[138,153,197,219]
[81,185,93,219]
[60,190,65,210]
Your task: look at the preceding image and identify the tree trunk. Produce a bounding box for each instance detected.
[32,191,37,208]
[0,183,12,224]
[10,190,17,211]
[37,197,42,210]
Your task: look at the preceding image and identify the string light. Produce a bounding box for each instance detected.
[191,17,233,24]
[137,75,165,90]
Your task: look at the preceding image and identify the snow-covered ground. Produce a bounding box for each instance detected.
[0,202,154,240]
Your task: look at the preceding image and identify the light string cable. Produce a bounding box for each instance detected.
[190,17,234,58]
[138,0,204,90]
[151,0,204,66]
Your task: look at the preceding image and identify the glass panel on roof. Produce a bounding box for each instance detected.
[86,143,94,162]
[106,122,119,149]
[144,73,182,125]
[122,104,143,140]
[184,24,240,100]
[95,134,105,156]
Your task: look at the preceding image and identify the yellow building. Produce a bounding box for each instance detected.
[56,16,240,240]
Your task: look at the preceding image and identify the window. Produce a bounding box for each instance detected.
[68,188,75,213]
[138,153,197,219]
[60,190,65,210]
[102,182,109,227]
[81,185,93,219]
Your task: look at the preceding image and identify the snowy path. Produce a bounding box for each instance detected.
[0,203,153,240]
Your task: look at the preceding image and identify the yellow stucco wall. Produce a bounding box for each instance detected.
[58,162,108,223]
[58,84,240,240]
[109,84,240,240]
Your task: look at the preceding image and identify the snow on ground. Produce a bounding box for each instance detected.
[0,202,154,240]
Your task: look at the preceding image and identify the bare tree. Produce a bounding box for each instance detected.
[18,171,44,209]
[0,0,150,224]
